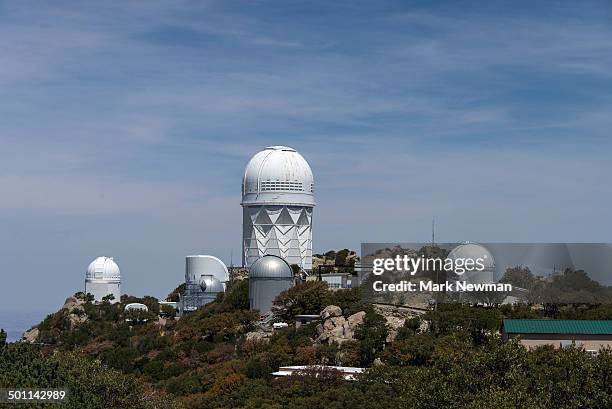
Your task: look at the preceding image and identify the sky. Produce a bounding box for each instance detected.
[1,0,611,313]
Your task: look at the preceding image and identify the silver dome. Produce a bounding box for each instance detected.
[242,146,315,207]
[198,275,225,293]
[249,255,294,279]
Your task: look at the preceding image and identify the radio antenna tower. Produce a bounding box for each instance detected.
[431,218,435,246]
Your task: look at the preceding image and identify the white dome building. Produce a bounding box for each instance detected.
[242,146,315,269]
[85,256,121,303]
[179,255,228,315]
[447,242,495,284]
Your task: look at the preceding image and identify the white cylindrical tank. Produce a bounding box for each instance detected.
[241,146,315,270]
[85,256,121,303]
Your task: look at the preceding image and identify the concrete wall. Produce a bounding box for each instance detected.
[505,333,612,351]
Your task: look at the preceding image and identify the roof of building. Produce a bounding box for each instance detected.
[242,146,315,206]
[272,365,365,381]
[124,303,148,312]
[86,256,121,282]
[503,319,612,335]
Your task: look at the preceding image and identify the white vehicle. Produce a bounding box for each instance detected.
[273,322,289,329]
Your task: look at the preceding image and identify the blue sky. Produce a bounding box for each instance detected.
[1,0,611,313]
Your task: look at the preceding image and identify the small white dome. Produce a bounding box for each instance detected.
[124,303,148,312]
[86,256,121,282]
[242,146,315,206]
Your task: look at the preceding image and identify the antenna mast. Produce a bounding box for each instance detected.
[431,217,435,246]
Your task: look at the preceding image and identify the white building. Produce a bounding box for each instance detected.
[272,366,365,381]
[242,146,315,270]
[85,256,121,303]
[179,255,228,315]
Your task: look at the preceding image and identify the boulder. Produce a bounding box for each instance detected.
[316,309,368,345]
[320,305,342,320]
[62,296,85,312]
[22,327,39,343]
[317,315,350,344]
[347,311,365,328]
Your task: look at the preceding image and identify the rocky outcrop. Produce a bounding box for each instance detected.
[245,330,272,344]
[62,296,88,329]
[316,306,366,345]
[320,305,342,320]
[22,296,88,343]
[347,311,365,328]
[314,303,428,345]
[312,249,359,271]
[373,304,424,342]
[22,327,39,343]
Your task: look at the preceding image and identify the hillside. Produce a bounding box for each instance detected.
[3,280,612,408]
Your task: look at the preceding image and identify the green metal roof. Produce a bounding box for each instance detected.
[503,319,612,335]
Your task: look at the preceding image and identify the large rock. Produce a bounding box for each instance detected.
[347,311,365,328]
[317,315,348,344]
[62,296,85,312]
[316,309,367,345]
[321,305,342,320]
[22,327,39,343]
[62,296,87,329]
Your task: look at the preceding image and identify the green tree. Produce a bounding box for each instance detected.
[223,279,250,310]
[272,281,331,320]
[354,310,388,366]
[160,304,177,318]
[0,342,181,408]
[500,266,536,289]
[166,283,187,302]
[384,333,435,366]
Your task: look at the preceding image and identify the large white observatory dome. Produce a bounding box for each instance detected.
[85,256,121,303]
[447,242,495,285]
[447,242,495,270]
[86,256,121,282]
[242,146,315,207]
[241,146,316,269]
